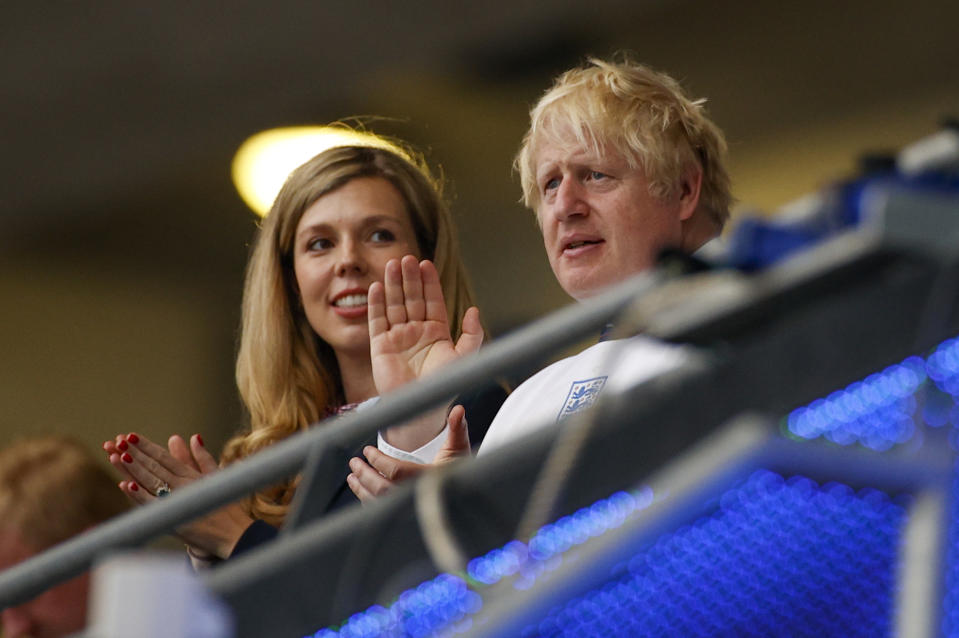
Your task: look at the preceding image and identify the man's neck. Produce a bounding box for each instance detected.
[681,213,721,254]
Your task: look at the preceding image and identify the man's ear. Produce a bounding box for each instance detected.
[677,164,703,222]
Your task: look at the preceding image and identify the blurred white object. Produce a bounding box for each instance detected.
[897,126,959,175]
[87,552,233,638]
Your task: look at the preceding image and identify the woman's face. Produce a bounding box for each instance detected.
[292,176,421,358]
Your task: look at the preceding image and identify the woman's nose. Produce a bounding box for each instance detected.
[334,240,368,276]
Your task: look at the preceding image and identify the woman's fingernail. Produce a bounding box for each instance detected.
[127,433,140,444]
[117,440,128,451]
[196,434,204,447]
[121,453,133,464]
[130,482,139,492]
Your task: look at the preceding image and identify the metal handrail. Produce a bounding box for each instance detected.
[0,269,663,608]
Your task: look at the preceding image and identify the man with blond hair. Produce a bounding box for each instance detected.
[0,436,129,638]
[348,57,733,496]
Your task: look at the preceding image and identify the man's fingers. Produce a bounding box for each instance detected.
[454,306,484,356]
[401,255,426,322]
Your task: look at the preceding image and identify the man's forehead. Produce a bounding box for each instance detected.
[533,138,628,174]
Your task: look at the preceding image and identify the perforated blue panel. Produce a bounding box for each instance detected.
[787,336,959,450]
[314,335,959,637]
[520,471,904,638]
[314,472,906,638]
[941,341,959,637]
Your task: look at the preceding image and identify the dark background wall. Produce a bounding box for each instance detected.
[1,0,956,463]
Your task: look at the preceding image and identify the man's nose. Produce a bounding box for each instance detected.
[334,239,368,276]
[553,178,588,221]
[2,606,35,637]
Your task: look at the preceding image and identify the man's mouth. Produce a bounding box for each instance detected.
[566,240,599,250]
[564,239,603,251]
[333,293,368,308]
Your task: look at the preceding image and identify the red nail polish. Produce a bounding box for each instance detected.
[130,482,139,492]
[127,433,140,444]
[121,453,133,463]
[196,434,204,447]
[117,440,128,451]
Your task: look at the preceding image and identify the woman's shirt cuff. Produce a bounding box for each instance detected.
[377,424,449,464]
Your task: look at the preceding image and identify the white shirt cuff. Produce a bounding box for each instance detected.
[377,424,449,464]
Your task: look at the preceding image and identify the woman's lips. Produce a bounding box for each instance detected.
[331,289,369,319]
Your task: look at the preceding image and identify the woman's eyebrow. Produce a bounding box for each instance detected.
[295,222,332,239]
[358,214,402,225]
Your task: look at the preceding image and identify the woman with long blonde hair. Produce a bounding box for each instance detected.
[104,142,506,562]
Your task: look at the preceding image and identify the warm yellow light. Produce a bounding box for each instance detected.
[231,126,408,217]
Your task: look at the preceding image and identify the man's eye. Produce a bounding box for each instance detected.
[370,229,396,243]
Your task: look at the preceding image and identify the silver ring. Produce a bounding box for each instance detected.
[156,481,172,498]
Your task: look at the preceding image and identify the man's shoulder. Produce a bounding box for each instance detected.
[515,340,613,390]
[478,336,686,456]
[512,335,680,397]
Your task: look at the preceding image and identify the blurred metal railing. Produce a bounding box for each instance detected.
[0,261,666,608]
[202,183,959,636]
[1,140,957,637]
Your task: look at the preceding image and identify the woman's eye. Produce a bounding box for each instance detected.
[370,229,396,243]
[589,170,609,181]
[307,237,333,251]
[543,176,560,192]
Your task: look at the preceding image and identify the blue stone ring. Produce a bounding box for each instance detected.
[155,481,172,498]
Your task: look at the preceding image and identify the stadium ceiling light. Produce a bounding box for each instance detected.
[231,125,408,217]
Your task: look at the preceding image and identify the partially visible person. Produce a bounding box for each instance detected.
[102,141,507,565]
[0,435,129,638]
[347,56,732,499]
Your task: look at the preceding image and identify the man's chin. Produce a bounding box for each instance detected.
[560,270,651,302]
[560,276,611,301]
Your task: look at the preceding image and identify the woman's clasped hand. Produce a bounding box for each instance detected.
[102,432,254,560]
